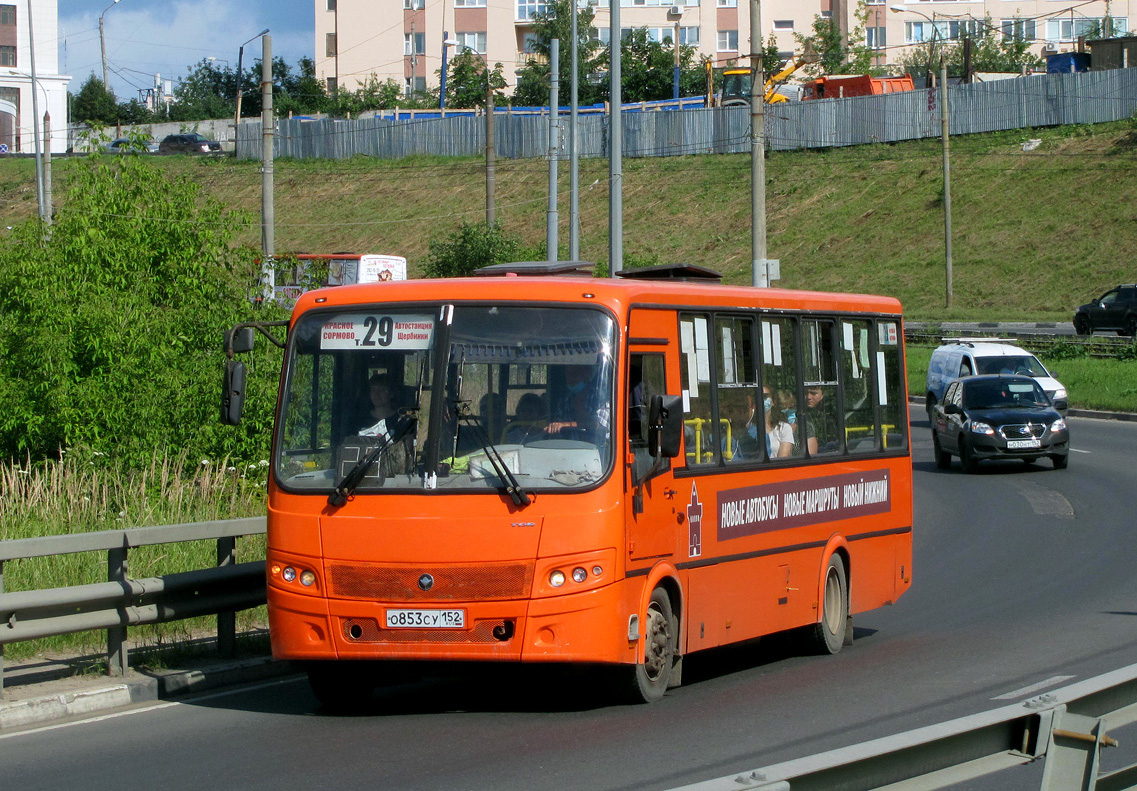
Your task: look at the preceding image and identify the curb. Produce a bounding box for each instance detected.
[910,396,1137,422]
[0,655,299,732]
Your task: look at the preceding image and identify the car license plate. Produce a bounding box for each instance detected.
[385,609,465,629]
[1006,439,1041,449]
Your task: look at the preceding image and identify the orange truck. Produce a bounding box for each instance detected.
[802,74,914,100]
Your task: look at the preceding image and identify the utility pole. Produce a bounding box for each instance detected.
[673,21,681,100]
[261,35,275,299]
[547,40,559,263]
[99,0,120,92]
[26,0,45,223]
[608,0,623,276]
[569,0,580,261]
[43,110,52,222]
[485,68,495,226]
[940,54,952,308]
[749,0,767,286]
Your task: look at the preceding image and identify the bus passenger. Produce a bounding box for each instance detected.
[359,375,400,440]
[805,386,838,454]
[763,385,794,458]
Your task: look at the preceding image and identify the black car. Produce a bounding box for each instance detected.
[1073,284,1137,336]
[930,374,1069,473]
[158,133,223,155]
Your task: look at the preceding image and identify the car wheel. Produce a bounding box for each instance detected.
[959,440,979,474]
[1126,316,1137,339]
[1073,315,1091,336]
[932,431,951,469]
[1052,453,1069,470]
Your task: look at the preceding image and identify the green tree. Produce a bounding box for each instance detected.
[795,6,873,77]
[595,28,704,102]
[424,222,528,278]
[168,58,236,121]
[445,50,509,109]
[0,156,282,467]
[513,0,606,106]
[115,98,154,124]
[72,75,118,125]
[277,57,334,116]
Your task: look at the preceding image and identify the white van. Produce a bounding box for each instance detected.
[925,339,1068,415]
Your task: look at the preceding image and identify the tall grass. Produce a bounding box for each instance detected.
[0,450,268,662]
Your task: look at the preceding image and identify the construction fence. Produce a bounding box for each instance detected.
[235,68,1137,161]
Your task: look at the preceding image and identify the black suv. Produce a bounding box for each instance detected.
[1073,284,1137,336]
[158,133,223,155]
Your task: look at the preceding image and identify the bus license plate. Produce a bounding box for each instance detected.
[386,609,466,629]
[1006,439,1041,449]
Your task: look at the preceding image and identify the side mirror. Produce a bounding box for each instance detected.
[648,394,683,459]
[226,326,255,355]
[944,403,962,416]
[221,360,247,425]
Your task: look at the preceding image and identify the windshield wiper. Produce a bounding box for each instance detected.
[455,401,532,508]
[327,413,417,508]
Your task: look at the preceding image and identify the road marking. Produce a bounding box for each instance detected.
[1011,480,1075,518]
[0,676,304,740]
[993,675,1075,700]
[1069,448,1091,454]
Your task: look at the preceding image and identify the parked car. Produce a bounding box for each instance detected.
[1073,284,1137,337]
[925,339,1067,417]
[930,374,1069,472]
[103,137,158,154]
[158,133,223,155]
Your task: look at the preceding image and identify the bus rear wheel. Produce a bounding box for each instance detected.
[624,587,677,704]
[811,555,849,655]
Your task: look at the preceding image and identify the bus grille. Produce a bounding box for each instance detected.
[328,562,534,601]
[342,618,509,644]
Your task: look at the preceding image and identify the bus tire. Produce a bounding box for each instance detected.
[624,587,676,704]
[306,661,374,714]
[811,555,849,655]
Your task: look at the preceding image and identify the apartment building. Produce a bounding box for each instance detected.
[0,1,69,155]
[314,0,1129,99]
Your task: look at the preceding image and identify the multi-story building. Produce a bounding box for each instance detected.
[314,0,1129,100]
[0,1,69,155]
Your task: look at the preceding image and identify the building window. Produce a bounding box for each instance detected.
[404,32,426,55]
[1046,16,1126,40]
[773,19,794,30]
[0,5,15,26]
[457,31,487,53]
[866,26,886,48]
[516,0,550,21]
[325,33,337,57]
[717,29,738,51]
[717,0,737,6]
[403,0,424,7]
[0,45,15,67]
[522,32,539,53]
[455,0,487,6]
[326,76,336,93]
[326,0,336,9]
[1000,18,1036,41]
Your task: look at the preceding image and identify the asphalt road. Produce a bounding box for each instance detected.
[3,415,1135,791]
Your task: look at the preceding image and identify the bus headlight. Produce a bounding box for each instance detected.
[549,570,566,587]
[299,569,317,587]
[572,567,588,583]
[536,549,616,597]
[282,566,297,582]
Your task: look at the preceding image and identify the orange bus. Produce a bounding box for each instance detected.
[223,262,912,708]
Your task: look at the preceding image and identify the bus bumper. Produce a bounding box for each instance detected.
[267,578,636,665]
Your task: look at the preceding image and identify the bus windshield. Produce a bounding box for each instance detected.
[275,304,616,494]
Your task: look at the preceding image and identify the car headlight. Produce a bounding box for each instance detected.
[970,421,995,435]
[1050,418,1067,433]
[1053,388,1068,400]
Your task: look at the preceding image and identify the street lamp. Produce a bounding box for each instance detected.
[235,28,270,131]
[100,0,121,93]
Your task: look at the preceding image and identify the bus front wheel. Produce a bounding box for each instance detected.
[624,587,677,704]
[811,555,849,655]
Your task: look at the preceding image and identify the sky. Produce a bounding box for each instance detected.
[56,0,314,98]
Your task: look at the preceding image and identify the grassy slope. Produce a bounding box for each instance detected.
[2,118,1135,321]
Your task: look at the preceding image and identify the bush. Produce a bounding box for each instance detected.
[423,221,529,278]
[0,154,286,468]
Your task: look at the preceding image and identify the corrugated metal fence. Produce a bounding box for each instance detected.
[236,69,1137,161]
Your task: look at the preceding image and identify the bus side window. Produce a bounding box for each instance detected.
[759,317,802,460]
[876,321,907,450]
[715,316,759,464]
[802,320,841,456]
[842,319,877,453]
[679,314,715,467]
[629,353,667,480]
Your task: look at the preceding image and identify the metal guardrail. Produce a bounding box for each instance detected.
[671,663,1137,791]
[905,330,1135,360]
[0,516,267,693]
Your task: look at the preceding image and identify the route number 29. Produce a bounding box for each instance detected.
[361,316,393,347]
